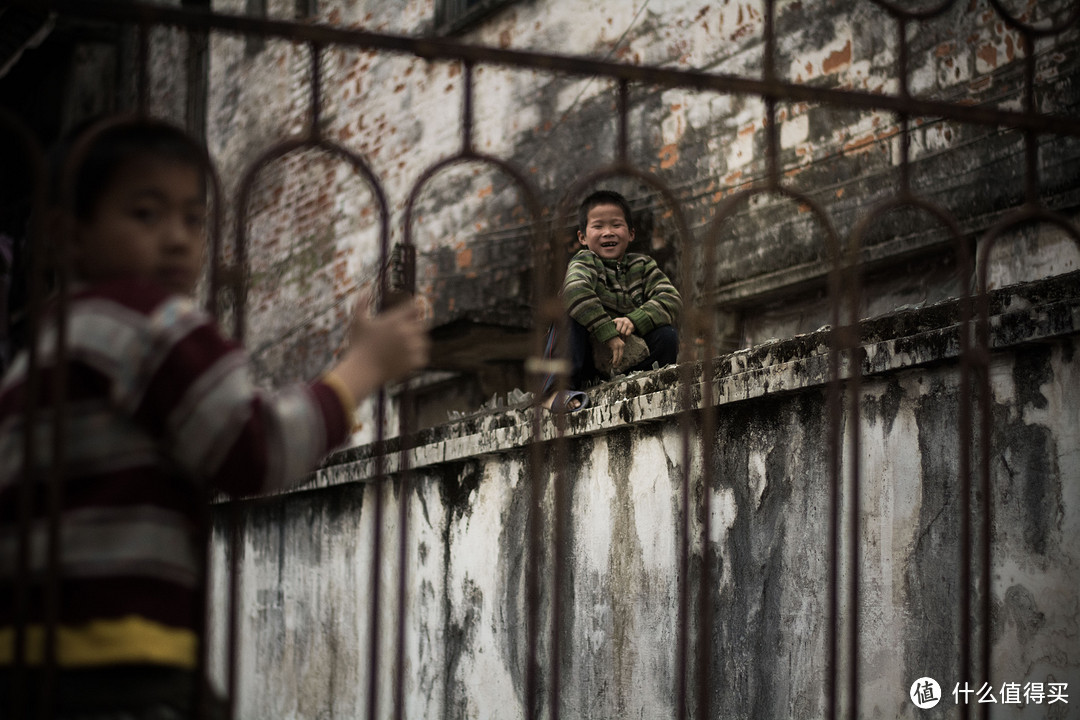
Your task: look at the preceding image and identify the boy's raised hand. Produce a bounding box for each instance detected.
[331,295,430,405]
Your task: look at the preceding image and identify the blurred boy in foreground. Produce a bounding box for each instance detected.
[0,117,429,718]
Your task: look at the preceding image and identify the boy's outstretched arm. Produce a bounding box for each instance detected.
[329,298,430,407]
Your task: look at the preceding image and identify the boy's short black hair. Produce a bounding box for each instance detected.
[577,189,633,234]
[56,116,209,219]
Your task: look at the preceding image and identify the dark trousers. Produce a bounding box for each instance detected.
[542,320,678,395]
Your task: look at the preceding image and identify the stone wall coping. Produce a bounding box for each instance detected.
[231,271,1080,500]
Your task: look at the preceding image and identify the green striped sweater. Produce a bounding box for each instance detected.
[562,249,681,343]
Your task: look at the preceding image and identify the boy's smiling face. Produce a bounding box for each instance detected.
[578,203,633,261]
[73,156,207,296]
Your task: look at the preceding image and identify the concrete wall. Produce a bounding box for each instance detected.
[210,271,1080,719]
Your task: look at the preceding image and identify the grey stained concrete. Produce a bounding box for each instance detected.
[213,271,1080,719]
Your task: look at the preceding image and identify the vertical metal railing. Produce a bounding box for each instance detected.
[2,105,47,720]
[3,1,1079,718]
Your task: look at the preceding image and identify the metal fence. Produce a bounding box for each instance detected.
[3,0,1080,719]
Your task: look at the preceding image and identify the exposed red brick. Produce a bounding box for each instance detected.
[822,40,851,74]
[659,143,679,169]
[731,24,754,41]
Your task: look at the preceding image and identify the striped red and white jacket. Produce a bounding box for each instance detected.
[0,279,353,670]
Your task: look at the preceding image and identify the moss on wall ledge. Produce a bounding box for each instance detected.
[262,270,1080,497]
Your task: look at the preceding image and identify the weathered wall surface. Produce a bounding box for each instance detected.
[210,271,1080,720]
[202,0,1080,420]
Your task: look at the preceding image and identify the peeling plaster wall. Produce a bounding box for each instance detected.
[210,271,1080,719]
[200,0,1079,424]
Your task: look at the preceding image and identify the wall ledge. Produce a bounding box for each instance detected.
[252,270,1080,499]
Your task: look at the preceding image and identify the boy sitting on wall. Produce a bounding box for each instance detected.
[0,116,429,718]
[541,189,681,412]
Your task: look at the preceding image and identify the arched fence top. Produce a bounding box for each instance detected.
[231,135,391,339]
[847,193,971,323]
[705,184,844,330]
[553,163,696,324]
[985,0,1080,37]
[868,0,957,21]
[976,204,1080,298]
[401,152,544,255]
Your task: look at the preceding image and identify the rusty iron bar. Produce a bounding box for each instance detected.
[525,428,545,720]
[462,60,475,153]
[34,110,115,720]
[692,172,720,720]
[40,0,1080,140]
[365,404,388,720]
[986,0,1080,37]
[546,195,586,720]
[137,20,149,116]
[310,42,324,137]
[763,0,780,190]
[896,18,912,194]
[764,96,779,190]
[401,116,546,719]
[193,160,226,720]
[230,134,393,719]
[957,266,977,720]
[2,109,45,720]
[39,212,63,720]
[871,0,956,21]
[190,158,226,720]
[705,185,845,719]
[1022,31,1040,207]
[616,79,629,166]
[848,195,974,720]
[525,432,545,720]
[552,166,696,719]
[973,207,1080,720]
[391,300,414,720]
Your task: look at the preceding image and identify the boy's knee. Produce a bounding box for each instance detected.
[649,325,678,347]
[646,325,679,365]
